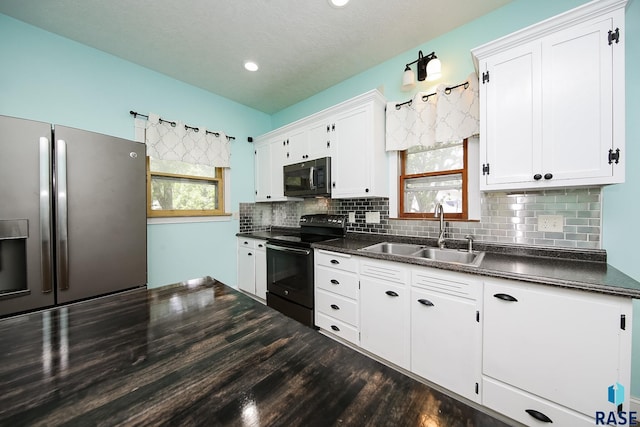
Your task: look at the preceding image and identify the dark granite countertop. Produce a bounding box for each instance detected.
[236,227,301,240]
[311,233,640,299]
[236,229,640,298]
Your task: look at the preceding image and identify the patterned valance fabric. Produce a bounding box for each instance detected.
[144,113,230,168]
[386,72,480,151]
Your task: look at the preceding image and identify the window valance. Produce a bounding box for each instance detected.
[386,72,480,151]
[143,113,231,168]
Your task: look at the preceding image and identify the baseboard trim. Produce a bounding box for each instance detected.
[630,397,640,413]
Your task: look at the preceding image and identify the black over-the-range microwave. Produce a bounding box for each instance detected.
[283,157,331,197]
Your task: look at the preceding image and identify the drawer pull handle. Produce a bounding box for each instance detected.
[331,325,340,331]
[385,290,399,297]
[494,293,517,302]
[525,409,553,423]
[418,299,434,307]
[330,259,340,264]
[330,279,340,285]
[330,304,340,310]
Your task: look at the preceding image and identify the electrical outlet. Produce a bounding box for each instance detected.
[365,211,380,224]
[538,215,564,233]
[348,212,356,223]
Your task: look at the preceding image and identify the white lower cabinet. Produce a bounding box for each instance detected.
[410,269,482,403]
[236,238,267,301]
[359,258,410,370]
[313,250,633,426]
[483,278,632,424]
[254,241,267,300]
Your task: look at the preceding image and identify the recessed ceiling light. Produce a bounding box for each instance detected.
[328,0,350,8]
[244,61,259,72]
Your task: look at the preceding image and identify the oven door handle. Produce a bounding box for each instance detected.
[266,243,311,256]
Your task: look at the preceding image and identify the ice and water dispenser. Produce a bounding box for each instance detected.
[0,219,28,296]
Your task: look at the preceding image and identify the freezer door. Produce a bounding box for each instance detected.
[54,125,146,303]
[0,115,55,316]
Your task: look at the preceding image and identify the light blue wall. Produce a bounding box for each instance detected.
[0,13,271,288]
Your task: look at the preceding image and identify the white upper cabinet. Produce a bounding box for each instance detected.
[306,119,334,161]
[472,0,626,191]
[283,127,309,165]
[254,134,294,202]
[253,89,387,202]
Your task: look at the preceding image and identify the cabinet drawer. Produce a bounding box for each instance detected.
[254,240,266,251]
[316,312,359,346]
[360,258,407,284]
[316,289,357,326]
[316,266,358,299]
[238,238,256,249]
[483,377,594,426]
[316,250,358,272]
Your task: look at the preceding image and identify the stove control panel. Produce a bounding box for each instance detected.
[299,214,347,229]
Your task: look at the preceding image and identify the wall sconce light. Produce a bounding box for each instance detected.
[401,50,442,91]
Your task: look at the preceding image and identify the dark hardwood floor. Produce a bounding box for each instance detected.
[0,280,511,426]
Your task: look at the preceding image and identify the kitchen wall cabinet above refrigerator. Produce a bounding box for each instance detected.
[472,0,626,191]
[0,115,147,317]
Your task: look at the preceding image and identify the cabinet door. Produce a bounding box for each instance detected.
[360,278,410,369]
[483,280,629,417]
[269,137,287,200]
[254,242,267,300]
[237,247,256,294]
[307,120,333,160]
[284,127,308,165]
[254,142,271,202]
[541,17,614,182]
[411,287,481,402]
[481,41,541,188]
[331,106,371,198]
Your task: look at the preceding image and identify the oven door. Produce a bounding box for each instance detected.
[266,243,314,309]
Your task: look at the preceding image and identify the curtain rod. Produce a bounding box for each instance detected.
[129,110,236,141]
[395,80,471,110]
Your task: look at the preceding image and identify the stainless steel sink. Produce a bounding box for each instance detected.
[359,242,485,267]
[359,242,425,256]
[413,247,485,267]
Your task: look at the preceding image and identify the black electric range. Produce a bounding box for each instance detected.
[266,214,347,327]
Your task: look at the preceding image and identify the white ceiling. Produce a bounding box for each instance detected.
[0,0,510,114]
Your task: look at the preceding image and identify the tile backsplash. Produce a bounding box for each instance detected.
[239,187,601,249]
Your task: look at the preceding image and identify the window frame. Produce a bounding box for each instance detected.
[399,138,469,220]
[146,157,227,218]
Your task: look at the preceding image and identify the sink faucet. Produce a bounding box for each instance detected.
[434,202,446,249]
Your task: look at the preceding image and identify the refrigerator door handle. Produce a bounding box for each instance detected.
[56,139,69,291]
[39,137,53,294]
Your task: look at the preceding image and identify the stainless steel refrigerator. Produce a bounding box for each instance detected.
[0,115,147,317]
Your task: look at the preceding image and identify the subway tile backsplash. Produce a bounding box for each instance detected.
[239,187,602,249]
